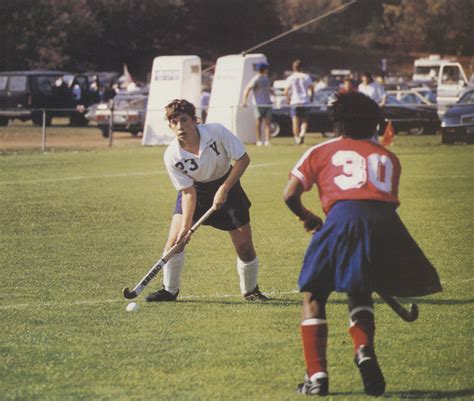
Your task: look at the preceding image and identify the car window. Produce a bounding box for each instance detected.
[9,76,27,92]
[459,91,474,104]
[35,76,55,95]
[441,66,461,85]
[0,76,7,91]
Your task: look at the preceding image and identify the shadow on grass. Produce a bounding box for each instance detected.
[386,388,474,399]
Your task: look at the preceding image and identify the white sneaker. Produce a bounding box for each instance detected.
[256,140,263,146]
[264,141,270,146]
[295,137,302,145]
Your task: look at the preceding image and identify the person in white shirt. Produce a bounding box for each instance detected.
[358,72,386,107]
[284,59,314,144]
[145,99,268,302]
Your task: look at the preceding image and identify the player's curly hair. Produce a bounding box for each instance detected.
[165,99,197,121]
[330,92,381,139]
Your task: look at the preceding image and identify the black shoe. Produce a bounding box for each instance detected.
[354,345,386,396]
[244,285,269,301]
[145,287,179,302]
[296,373,329,396]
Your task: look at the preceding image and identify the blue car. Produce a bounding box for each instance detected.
[441,89,474,144]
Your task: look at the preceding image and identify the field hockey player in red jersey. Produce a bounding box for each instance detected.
[283,92,442,396]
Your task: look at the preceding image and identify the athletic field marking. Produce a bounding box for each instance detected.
[0,290,300,310]
[1,279,473,311]
[0,163,276,185]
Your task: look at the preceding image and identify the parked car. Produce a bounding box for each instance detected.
[379,94,441,135]
[271,88,333,137]
[0,70,92,126]
[85,89,148,137]
[271,89,440,137]
[440,89,474,144]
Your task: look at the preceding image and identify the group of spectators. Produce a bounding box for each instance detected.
[242,59,387,146]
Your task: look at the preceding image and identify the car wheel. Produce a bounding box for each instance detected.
[0,117,9,126]
[130,130,140,137]
[100,127,110,138]
[408,126,424,136]
[270,121,280,137]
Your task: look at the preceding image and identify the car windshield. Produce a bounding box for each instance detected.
[314,91,334,104]
[458,91,474,104]
[115,97,146,110]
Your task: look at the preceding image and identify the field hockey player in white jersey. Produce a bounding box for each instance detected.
[145,99,268,302]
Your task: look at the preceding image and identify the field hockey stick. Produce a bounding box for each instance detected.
[377,292,419,322]
[123,207,215,299]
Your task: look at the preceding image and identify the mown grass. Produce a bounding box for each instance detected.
[0,133,473,400]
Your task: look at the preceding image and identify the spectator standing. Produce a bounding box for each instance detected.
[358,72,386,107]
[284,59,314,145]
[242,62,273,146]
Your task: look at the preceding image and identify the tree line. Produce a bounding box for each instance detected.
[0,0,472,79]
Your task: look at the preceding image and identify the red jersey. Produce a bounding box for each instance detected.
[291,137,401,214]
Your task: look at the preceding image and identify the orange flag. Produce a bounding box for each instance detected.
[381,120,395,147]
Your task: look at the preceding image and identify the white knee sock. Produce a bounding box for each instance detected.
[236,257,259,295]
[163,251,185,294]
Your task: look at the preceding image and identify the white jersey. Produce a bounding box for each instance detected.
[164,123,246,190]
[286,72,313,105]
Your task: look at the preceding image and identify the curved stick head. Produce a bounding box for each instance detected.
[406,303,419,322]
[123,287,137,299]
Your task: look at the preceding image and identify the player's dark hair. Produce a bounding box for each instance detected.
[292,59,302,71]
[330,92,381,139]
[165,99,197,121]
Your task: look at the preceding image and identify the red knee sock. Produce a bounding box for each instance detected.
[349,318,375,354]
[300,319,328,377]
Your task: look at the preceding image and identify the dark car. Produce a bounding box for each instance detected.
[271,89,334,137]
[271,89,440,137]
[380,95,441,135]
[0,70,92,126]
[441,89,474,144]
[85,89,148,137]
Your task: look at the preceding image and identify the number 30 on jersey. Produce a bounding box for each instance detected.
[332,150,394,193]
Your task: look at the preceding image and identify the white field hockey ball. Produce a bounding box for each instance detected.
[126,302,139,312]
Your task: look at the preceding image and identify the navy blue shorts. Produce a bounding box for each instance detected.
[298,200,442,297]
[174,169,251,231]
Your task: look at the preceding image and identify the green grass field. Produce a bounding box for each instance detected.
[1,134,473,400]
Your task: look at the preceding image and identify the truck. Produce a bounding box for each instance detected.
[413,55,471,117]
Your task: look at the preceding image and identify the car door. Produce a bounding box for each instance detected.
[437,64,468,116]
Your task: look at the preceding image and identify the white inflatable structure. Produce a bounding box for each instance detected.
[142,55,202,145]
[206,53,268,143]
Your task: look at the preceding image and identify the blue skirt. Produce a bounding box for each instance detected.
[298,200,442,297]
